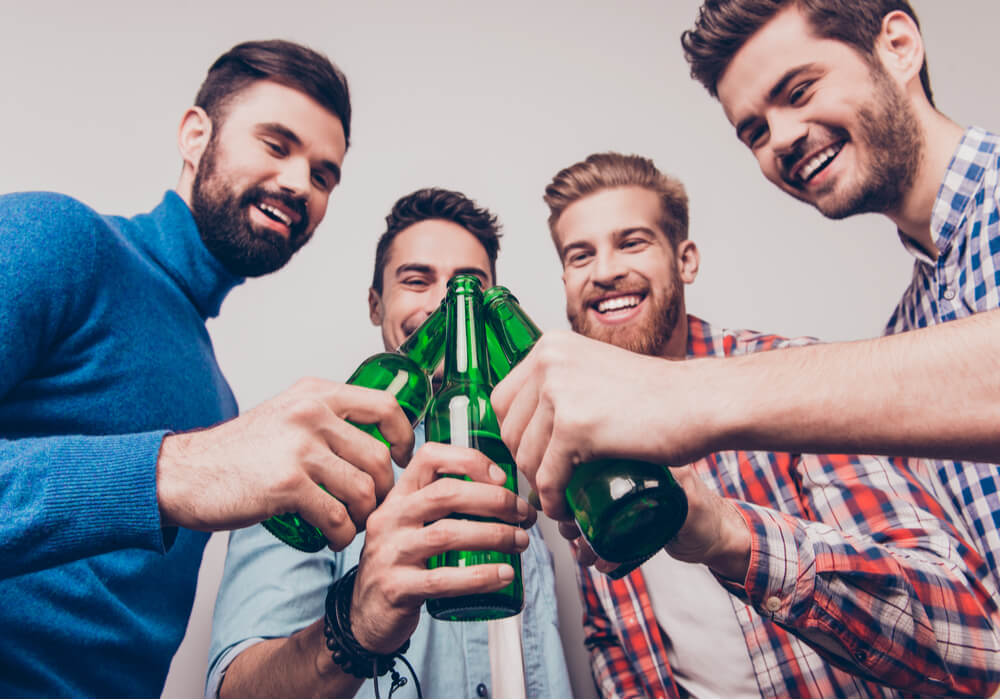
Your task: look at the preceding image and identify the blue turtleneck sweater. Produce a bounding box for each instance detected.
[0,191,243,696]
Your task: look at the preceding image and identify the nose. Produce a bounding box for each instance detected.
[591,249,627,287]
[275,156,311,198]
[426,280,449,314]
[768,109,808,163]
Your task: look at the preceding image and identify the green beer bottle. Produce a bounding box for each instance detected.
[425,275,524,621]
[262,304,448,552]
[483,285,688,577]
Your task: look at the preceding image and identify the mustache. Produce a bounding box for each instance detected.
[240,186,309,239]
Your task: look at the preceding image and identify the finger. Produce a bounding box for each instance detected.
[394,442,510,496]
[594,557,621,575]
[410,519,530,560]
[574,537,598,567]
[292,483,357,551]
[535,436,575,522]
[405,477,532,526]
[320,382,417,470]
[493,367,542,473]
[490,348,537,422]
[308,452,380,530]
[315,413,396,503]
[557,519,581,541]
[412,562,518,602]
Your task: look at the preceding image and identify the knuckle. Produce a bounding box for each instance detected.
[423,520,454,549]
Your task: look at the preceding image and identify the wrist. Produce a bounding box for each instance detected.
[703,500,752,584]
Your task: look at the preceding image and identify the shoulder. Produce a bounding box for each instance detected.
[0,191,106,268]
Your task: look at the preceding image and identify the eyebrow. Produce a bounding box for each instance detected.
[734,63,817,140]
[258,122,342,184]
[394,263,490,280]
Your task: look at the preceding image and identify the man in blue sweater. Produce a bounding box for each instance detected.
[0,40,532,697]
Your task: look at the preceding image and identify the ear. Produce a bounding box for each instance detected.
[676,240,700,284]
[177,106,213,172]
[368,287,384,326]
[875,10,925,91]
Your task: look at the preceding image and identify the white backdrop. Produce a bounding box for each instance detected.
[1,2,996,697]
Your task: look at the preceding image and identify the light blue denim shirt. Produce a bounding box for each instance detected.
[207,424,572,698]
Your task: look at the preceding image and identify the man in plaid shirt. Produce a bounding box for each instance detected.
[675,0,1000,628]
[491,151,999,697]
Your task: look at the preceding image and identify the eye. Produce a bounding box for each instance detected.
[262,139,287,157]
[788,80,812,105]
[565,250,592,267]
[311,171,332,192]
[621,237,648,251]
[745,123,768,149]
[401,277,430,289]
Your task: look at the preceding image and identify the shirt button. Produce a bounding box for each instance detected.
[943,288,956,300]
[477,682,489,697]
[765,596,782,612]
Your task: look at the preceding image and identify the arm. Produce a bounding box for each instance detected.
[576,562,647,699]
[492,321,1000,520]
[216,442,534,698]
[706,452,1000,696]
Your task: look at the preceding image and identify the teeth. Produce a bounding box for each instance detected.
[799,144,843,182]
[597,295,641,313]
[258,203,292,226]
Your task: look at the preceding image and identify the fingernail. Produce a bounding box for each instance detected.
[498,564,515,582]
[517,498,531,519]
[488,463,506,483]
[515,529,529,548]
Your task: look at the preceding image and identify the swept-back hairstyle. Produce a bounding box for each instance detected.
[543,152,689,251]
[371,188,502,293]
[681,0,933,106]
[195,39,352,146]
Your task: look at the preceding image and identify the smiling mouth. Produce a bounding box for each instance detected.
[592,293,645,315]
[256,202,293,227]
[793,141,846,184]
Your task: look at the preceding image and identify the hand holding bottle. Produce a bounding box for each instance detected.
[349,442,535,653]
[156,377,413,550]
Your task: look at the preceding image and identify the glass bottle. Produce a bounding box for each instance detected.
[425,275,523,620]
[483,285,688,578]
[261,304,448,552]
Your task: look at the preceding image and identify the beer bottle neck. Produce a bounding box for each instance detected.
[486,293,542,366]
[442,286,491,387]
[397,304,447,373]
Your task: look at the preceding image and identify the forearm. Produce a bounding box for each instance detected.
[688,311,1000,462]
[219,619,363,699]
[725,499,1000,695]
[0,432,169,579]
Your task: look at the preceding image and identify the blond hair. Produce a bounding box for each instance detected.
[543,152,689,250]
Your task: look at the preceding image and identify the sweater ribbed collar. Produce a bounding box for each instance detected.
[129,191,244,319]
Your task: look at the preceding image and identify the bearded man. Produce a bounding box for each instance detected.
[491,151,1000,697]
[0,40,428,697]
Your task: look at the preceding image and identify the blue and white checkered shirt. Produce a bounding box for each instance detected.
[885,126,1000,602]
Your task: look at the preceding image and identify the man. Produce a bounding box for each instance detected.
[207,188,572,698]
[678,0,1000,604]
[494,152,1000,696]
[0,40,422,697]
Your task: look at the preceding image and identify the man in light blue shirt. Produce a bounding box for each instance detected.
[208,188,572,698]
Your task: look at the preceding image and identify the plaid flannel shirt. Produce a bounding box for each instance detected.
[578,315,1000,698]
[886,126,1000,606]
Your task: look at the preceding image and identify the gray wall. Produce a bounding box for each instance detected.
[1,2,996,697]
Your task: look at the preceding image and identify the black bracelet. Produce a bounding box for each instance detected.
[323,566,411,680]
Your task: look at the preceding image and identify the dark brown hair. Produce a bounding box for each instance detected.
[681,0,933,105]
[371,188,502,293]
[195,39,352,146]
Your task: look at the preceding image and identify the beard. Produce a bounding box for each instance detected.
[190,137,312,277]
[568,274,684,358]
[809,64,923,220]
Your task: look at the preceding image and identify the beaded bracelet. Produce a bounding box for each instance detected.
[323,566,411,679]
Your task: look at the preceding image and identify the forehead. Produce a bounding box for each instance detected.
[384,218,493,279]
[716,5,859,124]
[217,80,347,159]
[554,186,666,247]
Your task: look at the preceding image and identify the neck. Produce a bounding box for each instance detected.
[658,304,689,361]
[887,109,964,258]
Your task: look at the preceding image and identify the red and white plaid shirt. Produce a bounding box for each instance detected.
[578,315,1000,698]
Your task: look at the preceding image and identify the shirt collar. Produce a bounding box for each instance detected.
[897,126,997,264]
[129,190,244,318]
